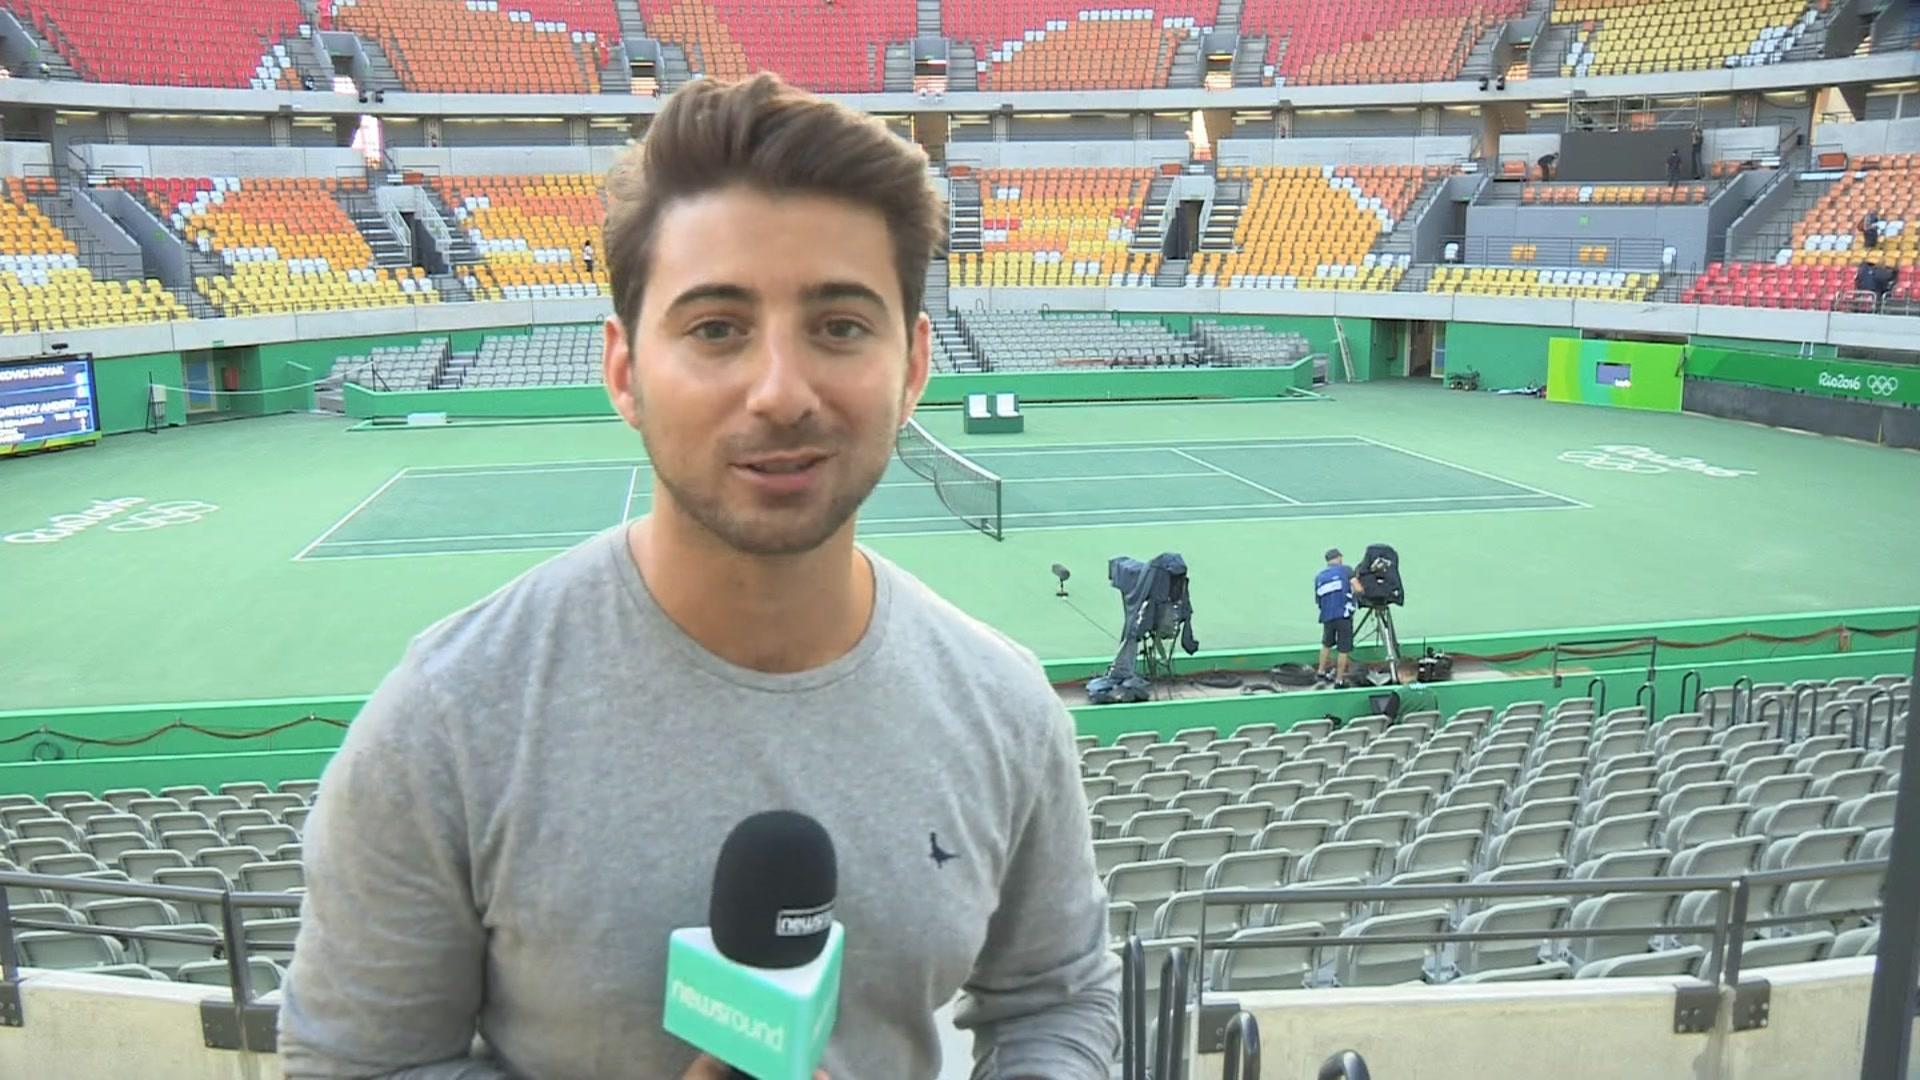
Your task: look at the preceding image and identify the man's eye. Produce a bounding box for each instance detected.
[691,321,738,342]
[823,319,870,341]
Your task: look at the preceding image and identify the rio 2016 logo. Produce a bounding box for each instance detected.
[1557,445,1755,478]
[3,498,220,544]
[1819,371,1901,398]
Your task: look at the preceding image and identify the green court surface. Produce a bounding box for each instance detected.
[3,381,1918,710]
[295,435,1580,560]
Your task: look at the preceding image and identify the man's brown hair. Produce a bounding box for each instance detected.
[603,73,946,336]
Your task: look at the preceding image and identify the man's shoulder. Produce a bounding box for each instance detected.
[407,527,625,687]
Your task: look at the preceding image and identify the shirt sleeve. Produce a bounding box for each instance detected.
[952,695,1121,1079]
[278,651,516,1080]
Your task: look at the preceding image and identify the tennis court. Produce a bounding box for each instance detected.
[294,432,1583,560]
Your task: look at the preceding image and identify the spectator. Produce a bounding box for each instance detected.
[1863,209,1882,251]
[1691,125,1704,180]
[1666,147,1682,188]
[1537,153,1558,182]
[582,239,595,275]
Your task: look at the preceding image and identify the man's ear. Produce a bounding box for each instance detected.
[899,310,933,423]
[603,314,641,429]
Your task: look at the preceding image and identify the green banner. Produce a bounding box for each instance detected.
[1686,346,1919,407]
[1548,338,1684,413]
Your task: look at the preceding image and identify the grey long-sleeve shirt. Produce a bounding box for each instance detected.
[278,526,1119,1079]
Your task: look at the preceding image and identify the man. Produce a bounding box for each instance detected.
[280,74,1119,1080]
[1690,124,1704,181]
[1536,152,1557,183]
[1666,146,1682,189]
[1863,208,1881,251]
[1313,547,1360,688]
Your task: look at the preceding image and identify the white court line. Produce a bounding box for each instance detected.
[621,466,641,521]
[862,492,1565,525]
[313,530,600,548]
[1351,435,1592,509]
[1168,447,1301,505]
[963,440,1364,459]
[292,469,409,562]
[302,498,1589,558]
[408,463,642,479]
[864,503,1582,538]
[403,457,649,474]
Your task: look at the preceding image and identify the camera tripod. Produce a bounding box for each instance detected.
[1354,603,1406,684]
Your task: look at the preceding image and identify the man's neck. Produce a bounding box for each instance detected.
[626,515,875,674]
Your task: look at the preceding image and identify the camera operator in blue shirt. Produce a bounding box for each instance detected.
[1314,548,1364,687]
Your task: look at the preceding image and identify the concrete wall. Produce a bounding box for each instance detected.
[1814,116,1920,158]
[1705,168,1777,261]
[78,144,369,179]
[0,969,284,1080]
[66,184,142,270]
[1216,135,1473,168]
[1190,958,1891,1080]
[1464,203,1708,270]
[944,139,1189,169]
[389,145,628,175]
[0,140,51,176]
[91,188,193,289]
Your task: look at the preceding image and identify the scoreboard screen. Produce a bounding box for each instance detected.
[0,356,101,456]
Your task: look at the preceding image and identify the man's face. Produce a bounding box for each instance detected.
[604,186,931,558]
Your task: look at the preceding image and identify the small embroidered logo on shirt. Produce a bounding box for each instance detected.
[929,831,958,868]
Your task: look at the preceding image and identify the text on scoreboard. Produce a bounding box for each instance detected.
[0,358,99,449]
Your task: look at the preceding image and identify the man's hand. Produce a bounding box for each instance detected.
[679,1054,829,1080]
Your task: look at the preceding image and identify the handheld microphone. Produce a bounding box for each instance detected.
[663,811,844,1080]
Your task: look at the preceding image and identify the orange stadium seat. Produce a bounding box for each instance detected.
[1238,0,1529,86]
[941,3,1212,91]
[1549,0,1818,76]
[1183,165,1449,290]
[5,0,304,87]
[947,168,1161,288]
[1522,182,1709,205]
[324,0,614,93]
[0,179,187,333]
[435,174,609,300]
[1427,264,1660,301]
[1685,154,1920,310]
[115,176,435,317]
[636,0,915,92]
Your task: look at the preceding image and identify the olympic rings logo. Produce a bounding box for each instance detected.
[1557,445,1754,478]
[1557,449,1669,473]
[104,501,221,532]
[1865,375,1899,397]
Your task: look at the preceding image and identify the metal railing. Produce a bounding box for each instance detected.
[0,869,298,1051]
[1183,858,1884,998]
[1436,235,1672,270]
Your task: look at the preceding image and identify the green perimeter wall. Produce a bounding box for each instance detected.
[82,318,1892,432]
[2,609,1908,796]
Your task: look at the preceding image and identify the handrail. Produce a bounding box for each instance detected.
[1155,945,1191,1080]
[1319,1051,1372,1080]
[1222,1011,1261,1080]
[1121,934,1147,1080]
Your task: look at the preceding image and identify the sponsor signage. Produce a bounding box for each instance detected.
[1686,347,1917,407]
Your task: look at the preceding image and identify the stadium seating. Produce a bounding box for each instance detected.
[1185,165,1441,290]
[946,6,1205,90]
[115,176,435,317]
[4,0,305,88]
[434,174,608,301]
[1521,183,1708,205]
[335,339,453,389]
[1427,265,1661,301]
[1683,155,1919,310]
[952,311,1206,368]
[949,168,1161,288]
[1092,673,1907,986]
[325,0,610,93]
[635,0,916,93]
[459,325,602,386]
[1238,0,1529,86]
[1548,0,1817,77]
[0,178,187,333]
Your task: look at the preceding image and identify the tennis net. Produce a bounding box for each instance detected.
[895,418,1004,540]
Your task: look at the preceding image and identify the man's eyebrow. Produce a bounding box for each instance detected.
[662,283,757,314]
[801,281,889,309]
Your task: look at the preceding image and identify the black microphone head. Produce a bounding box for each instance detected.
[1052,563,1071,582]
[710,810,837,970]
